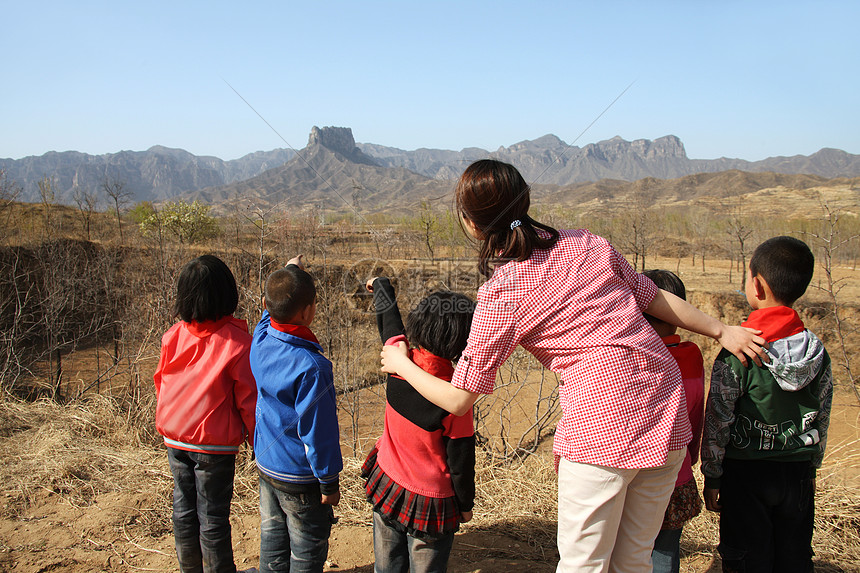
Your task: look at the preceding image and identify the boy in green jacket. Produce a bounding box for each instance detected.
[702,236,832,573]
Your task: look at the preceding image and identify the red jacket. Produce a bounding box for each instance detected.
[662,335,705,487]
[154,316,257,454]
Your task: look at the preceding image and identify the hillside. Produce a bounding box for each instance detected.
[4,127,860,206]
[186,127,452,213]
[535,171,860,220]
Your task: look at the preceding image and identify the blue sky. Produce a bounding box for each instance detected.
[3,1,858,162]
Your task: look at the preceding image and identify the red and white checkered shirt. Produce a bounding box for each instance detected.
[451,229,692,469]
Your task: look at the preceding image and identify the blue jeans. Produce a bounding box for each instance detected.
[167,447,237,573]
[372,511,455,573]
[652,528,682,573]
[259,477,335,573]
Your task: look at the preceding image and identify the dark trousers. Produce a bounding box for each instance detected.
[259,477,335,573]
[167,447,237,573]
[372,511,455,573]
[718,458,814,573]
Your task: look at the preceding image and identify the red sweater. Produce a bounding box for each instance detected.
[369,277,476,510]
[154,316,257,454]
[375,343,474,501]
[662,335,705,487]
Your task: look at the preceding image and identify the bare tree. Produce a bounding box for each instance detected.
[722,206,756,290]
[37,176,57,239]
[689,204,713,273]
[0,169,21,243]
[102,178,132,245]
[241,202,284,313]
[617,188,656,272]
[805,200,859,402]
[417,200,437,261]
[73,186,100,241]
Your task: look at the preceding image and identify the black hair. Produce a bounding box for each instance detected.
[174,255,239,322]
[265,265,317,323]
[643,269,686,301]
[456,159,559,277]
[405,291,476,361]
[749,236,814,306]
[642,269,686,328]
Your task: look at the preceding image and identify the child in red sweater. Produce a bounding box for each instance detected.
[643,270,705,573]
[362,277,476,573]
[154,255,257,573]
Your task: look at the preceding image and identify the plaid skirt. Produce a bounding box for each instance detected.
[661,477,703,531]
[362,448,461,538]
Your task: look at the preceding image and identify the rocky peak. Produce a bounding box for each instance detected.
[308,126,357,155]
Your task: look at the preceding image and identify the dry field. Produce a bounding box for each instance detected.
[1,249,858,573]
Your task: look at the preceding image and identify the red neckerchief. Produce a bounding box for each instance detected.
[384,335,455,380]
[661,334,681,347]
[742,306,805,343]
[410,347,455,380]
[269,318,320,345]
[186,315,234,337]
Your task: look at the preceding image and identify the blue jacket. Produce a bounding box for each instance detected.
[251,310,342,492]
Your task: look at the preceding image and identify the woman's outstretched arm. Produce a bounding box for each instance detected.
[646,289,766,366]
[381,342,479,416]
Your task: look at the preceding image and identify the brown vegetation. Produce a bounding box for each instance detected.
[0,181,858,572]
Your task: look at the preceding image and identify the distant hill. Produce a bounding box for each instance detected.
[193,128,860,216]
[535,170,860,217]
[187,127,450,214]
[0,146,296,204]
[3,127,860,206]
[358,135,860,184]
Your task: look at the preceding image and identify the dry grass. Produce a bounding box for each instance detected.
[0,394,169,531]
[0,387,858,571]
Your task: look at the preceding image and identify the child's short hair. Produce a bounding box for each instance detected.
[643,269,686,301]
[406,291,476,361]
[749,236,814,306]
[265,265,317,323]
[174,255,239,322]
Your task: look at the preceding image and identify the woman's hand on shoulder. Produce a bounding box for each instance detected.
[718,324,767,367]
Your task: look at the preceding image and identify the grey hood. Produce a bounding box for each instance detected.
[764,330,827,392]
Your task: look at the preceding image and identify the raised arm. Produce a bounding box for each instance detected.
[368,277,405,342]
[646,289,766,366]
[381,342,479,416]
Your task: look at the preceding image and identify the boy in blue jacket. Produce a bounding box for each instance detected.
[251,255,342,573]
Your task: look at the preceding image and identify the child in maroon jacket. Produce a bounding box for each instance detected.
[362,277,476,573]
[643,270,705,573]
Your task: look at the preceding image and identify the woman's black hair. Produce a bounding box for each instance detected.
[455,159,559,277]
[174,255,239,322]
[405,291,476,361]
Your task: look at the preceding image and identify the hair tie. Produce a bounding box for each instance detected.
[510,219,522,230]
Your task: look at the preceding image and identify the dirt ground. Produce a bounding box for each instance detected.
[1,254,858,572]
[1,384,856,573]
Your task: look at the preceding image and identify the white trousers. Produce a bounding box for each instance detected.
[556,449,685,573]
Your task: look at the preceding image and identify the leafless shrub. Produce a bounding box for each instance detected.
[804,200,859,401]
[473,349,560,463]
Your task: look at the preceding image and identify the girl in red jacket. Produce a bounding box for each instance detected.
[363,277,476,573]
[154,255,257,573]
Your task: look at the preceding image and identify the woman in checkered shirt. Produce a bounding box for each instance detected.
[381,159,766,572]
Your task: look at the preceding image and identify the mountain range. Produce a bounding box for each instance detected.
[3,126,859,209]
